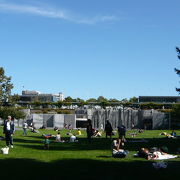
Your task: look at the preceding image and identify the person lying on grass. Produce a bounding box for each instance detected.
[160,132,175,138]
[137,147,169,160]
[111,138,128,158]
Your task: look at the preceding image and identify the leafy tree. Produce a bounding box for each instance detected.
[64,96,75,102]
[97,96,108,102]
[86,98,97,103]
[9,94,20,105]
[121,98,128,103]
[0,67,13,105]
[0,107,25,120]
[129,96,138,103]
[108,98,119,102]
[171,104,180,129]
[175,47,180,92]
[55,101,63,108]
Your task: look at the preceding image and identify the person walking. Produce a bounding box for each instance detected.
[23,121,28,135]
[3,116,15,148]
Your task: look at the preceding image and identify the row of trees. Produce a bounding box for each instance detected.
[63,96,138,104]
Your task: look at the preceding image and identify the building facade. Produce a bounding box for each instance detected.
[138,96,180,103]
[19,90,64,103]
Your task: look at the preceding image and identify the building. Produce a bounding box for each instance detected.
[139,96,180,103]
[19,90,64,103]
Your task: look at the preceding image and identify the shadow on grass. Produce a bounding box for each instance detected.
[0,158,180,180]
[14,136,180,154]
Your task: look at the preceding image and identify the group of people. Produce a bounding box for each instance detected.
[43,131,78,149]
[2,116,178,160]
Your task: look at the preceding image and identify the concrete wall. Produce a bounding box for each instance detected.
[89,108,170,130]
[32,114,76,129]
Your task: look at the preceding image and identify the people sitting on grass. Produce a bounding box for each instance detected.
[55,132,61,142]
[171,130,177,137]
[77,128,82,136]
[111,138,128,158]
[54,127,59,131]
[93,130,102,137]
[138,129,144,133]
[55,132,65,142]
[29,123,39,133]
[69,134,78,142]
[129,132,137,138]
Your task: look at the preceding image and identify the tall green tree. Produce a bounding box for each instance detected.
[129,96,138,103]
[64,96,75,102]
[175,47,180,93]
[97,96,108,102]
[0,67,13,105]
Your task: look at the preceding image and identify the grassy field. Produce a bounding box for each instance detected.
[0,127,180,180]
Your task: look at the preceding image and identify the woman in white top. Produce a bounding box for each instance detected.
[56,132,61,142]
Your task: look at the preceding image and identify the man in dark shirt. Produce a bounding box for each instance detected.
[3,116,14,148]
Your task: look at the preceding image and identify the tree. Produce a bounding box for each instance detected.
[86,98,97,103]
[97,96,108,102]
[9,94,20,105]
[0,107,25,120]
[171,104,180,129]
[129,96,138,103]
[175,47,180,93]
[0,67,14,105]
[64,96,75,102]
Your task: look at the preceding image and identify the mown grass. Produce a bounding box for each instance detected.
[0,127,180,180]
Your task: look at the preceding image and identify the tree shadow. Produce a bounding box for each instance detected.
[13,136,180,154]
[0,158,179,180]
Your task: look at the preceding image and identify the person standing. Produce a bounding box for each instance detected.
[117,125,126,140]
[3,116,15,148]
[105,120,113,139]
[23,121,28,135]
[86,119,93,143]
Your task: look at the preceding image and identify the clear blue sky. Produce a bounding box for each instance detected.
[0,0,180,100]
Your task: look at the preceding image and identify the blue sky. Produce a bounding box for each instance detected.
[0,0,180,100]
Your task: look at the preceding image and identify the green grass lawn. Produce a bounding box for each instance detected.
[0,127,180,180]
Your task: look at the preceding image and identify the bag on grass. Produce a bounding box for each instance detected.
[1,147,9,154]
